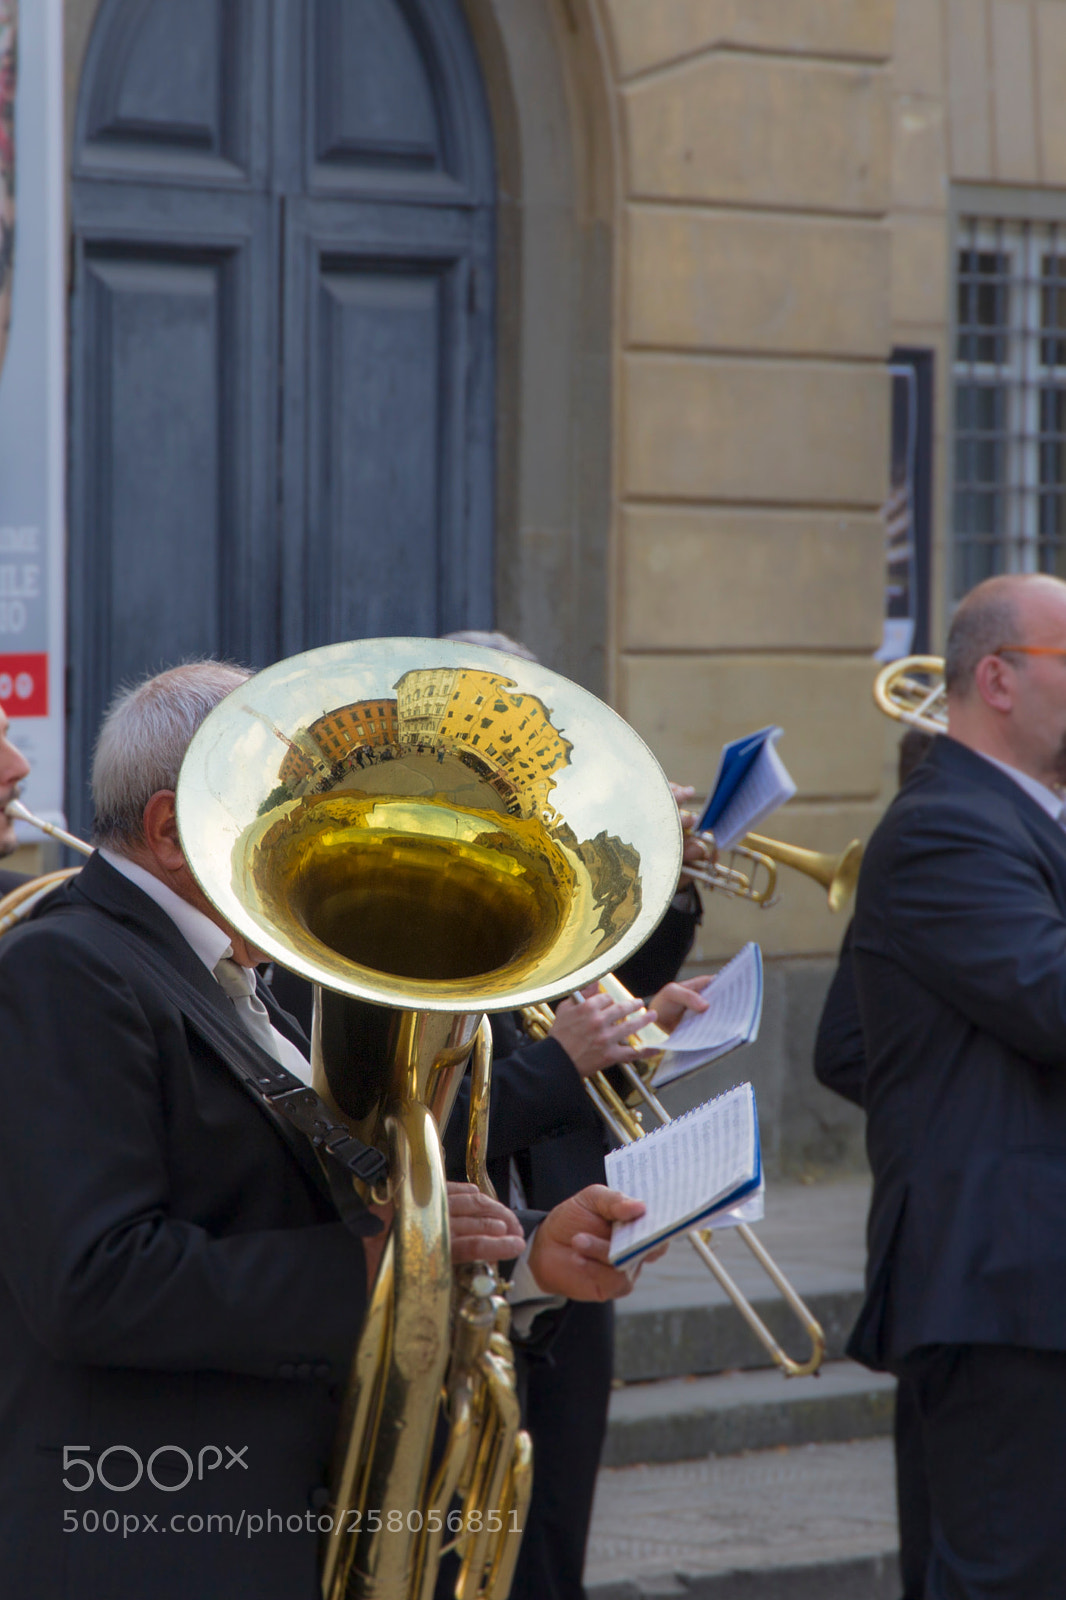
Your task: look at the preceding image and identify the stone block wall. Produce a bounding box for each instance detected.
[598,0,895,963]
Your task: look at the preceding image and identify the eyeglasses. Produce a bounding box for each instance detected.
[995,645,1066,659]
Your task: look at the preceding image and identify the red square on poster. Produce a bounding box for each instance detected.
[0,654,48,718]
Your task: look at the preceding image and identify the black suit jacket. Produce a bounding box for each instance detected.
[813,920,866,1109]
[0,854,368,1600]
[0,866,27,896]
[849,736,1066,1370]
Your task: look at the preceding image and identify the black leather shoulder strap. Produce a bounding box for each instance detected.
[100,918,388,1200]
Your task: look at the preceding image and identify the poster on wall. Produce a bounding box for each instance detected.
[0,0,66,834]
[877,349,933,663]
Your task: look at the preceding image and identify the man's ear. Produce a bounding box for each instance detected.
[141,790,184,873]
[973,653,1015,714]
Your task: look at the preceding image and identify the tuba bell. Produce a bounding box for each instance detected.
[174,637,682,1600]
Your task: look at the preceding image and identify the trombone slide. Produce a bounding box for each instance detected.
[580,1007,826,1380]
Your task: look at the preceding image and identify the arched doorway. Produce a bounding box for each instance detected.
[67,0,495,829]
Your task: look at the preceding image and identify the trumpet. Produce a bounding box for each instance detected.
[872,655,947,734]
[521,983,826,1380]
[685,830,863,914]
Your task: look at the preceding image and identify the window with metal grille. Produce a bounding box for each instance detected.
[954,216,1066,596]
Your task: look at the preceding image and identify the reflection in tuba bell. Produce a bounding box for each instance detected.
[174,638,682,1600]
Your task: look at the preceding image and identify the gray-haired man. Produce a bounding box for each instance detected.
[0,661,647,1600]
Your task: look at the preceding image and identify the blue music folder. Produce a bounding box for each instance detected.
[697,726,796,850]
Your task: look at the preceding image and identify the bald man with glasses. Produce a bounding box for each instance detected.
[850,572,1066,1598]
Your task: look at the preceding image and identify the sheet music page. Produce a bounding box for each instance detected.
[606,1084,758,1264]
[653,942,763,1087]
[697,729,765,836]
[711,1179,765,1230]
[712,730,796,849]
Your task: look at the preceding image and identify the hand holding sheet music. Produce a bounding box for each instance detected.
[652,942,763,1088]
[605,1083,762,1266]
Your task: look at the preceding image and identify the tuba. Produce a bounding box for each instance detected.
[174,637,682,1600]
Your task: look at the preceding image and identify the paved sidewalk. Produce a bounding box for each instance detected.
[585,1437,898,1590]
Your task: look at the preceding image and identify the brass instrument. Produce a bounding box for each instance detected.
[873,655,947,734]
[174,637,682,1600]
[0,800,92,934]
[520,989,825,1380]
[4,797,91,855]
[685,830,862,914]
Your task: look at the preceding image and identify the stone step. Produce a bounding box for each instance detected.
[585,1437,899,1600]
[587,1552,899,1600]
[614,1284,865,1385]
[603,1360,896,1469]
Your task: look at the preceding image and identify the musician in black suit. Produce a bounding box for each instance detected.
[0,700,31,894]
[0,663,650,1600]
[813,726,932,1600]
[849,572,1066,1598]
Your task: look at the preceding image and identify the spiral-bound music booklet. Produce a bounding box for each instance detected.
[652,941,763,1089]
[605,1083,762,1267]
[698,726,796,850]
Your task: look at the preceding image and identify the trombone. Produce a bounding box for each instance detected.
[521,980,827,1379]
[872,655,947,734]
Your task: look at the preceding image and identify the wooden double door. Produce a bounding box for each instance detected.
[68,0,496,829]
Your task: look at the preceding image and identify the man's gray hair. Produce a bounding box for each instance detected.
[91,660,251,849]
[944,577,1021,697]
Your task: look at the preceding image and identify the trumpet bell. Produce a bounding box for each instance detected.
[744,832,863,914]
[175,637,683,1013]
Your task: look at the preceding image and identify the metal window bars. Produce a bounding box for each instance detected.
[954,216,1066,597]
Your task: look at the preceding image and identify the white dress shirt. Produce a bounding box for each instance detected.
[972,752,1066,829]
[99,850,314,1084]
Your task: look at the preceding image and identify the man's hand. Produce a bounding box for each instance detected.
[527,1185,664,1301]
[549,986,658,1078]
[446,1182,525,1265]
[649,974,713,1034]
[670,781,712,889]
[363,1185,525,1292]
